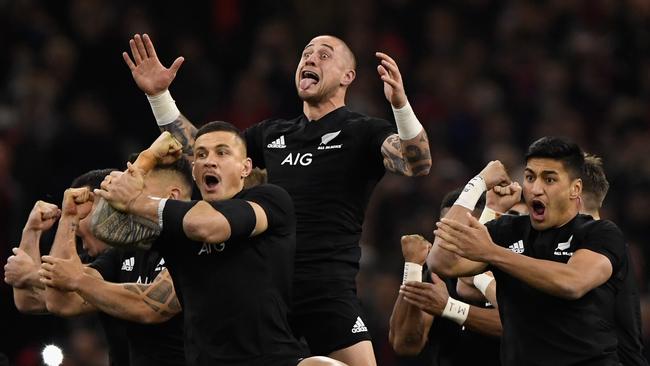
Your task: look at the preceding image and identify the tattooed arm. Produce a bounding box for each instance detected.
[381,132,432,177]
[375,51,432,176]
[75,268,181,324]
[159,115,197,159]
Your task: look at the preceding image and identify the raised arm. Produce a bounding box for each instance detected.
[43,188,98,316]
[41,258,180,323]
[428,161,510,277]
[389,235,433,356]
[123,33,197,158]
[4,201,61,313]
[375,52,431,177]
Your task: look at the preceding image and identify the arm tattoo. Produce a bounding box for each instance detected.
[91,198,160,250]
[381,133,432,176]
[160,114,198,157]
[122,269,181,316]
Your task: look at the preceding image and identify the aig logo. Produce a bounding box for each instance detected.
[281,152,312,166]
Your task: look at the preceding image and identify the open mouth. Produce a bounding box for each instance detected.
[299,70,320,90]
[531,200,546,220]
[204,174,220,190]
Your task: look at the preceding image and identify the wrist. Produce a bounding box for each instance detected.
[391,101,423,140]
[454,175,487,211]
[146,89,180,126]
[473,273,495,296]
[402,262,423,284]
[441,297,470,325]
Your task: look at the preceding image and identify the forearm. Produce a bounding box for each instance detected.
[49,215,79,259]
[158,114,197,158]
[382,132,432,177]
[389,294,432,355]
[75,275,164,323]
[429,205,487,277]
[463,306,502,338]
[19,229,42,264]
[487,247,592,299]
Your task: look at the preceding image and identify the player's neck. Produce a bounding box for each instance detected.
[303,95,346,121]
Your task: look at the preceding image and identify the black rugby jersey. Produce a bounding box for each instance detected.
[485,214,626,366]
[154,184,306,366]
[89,249,185,366]
[244,107,395,282]
[614,247,648,365]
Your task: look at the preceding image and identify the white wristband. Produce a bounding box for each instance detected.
[454,175,487,211]
[441,297,470,325]
[157,198,168,229]
[478,207,497,224]
[392,102,423,140]
[473,273,495,297]
[402,262,422,284]
[147,90,181,126]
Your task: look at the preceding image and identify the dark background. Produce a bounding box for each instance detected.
[2,0,650,365]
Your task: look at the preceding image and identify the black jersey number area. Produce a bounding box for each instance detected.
[153,184,305,366]
[485,214,626,366]
[244,107,395,281]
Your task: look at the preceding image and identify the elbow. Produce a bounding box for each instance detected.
[183,218,226,243]
[15,298,46,314]
[413,164,431,177]
[389,331,425,356]
[45,300,73,317]
[426,254,454,279]
[138,311,170,325]
[554,280,589,300]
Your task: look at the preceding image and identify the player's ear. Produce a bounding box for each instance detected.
[241,158,253,179]
[168,187,181,200]
[570,178,582,200]
[341,69,355,87]
[191,162,196,181]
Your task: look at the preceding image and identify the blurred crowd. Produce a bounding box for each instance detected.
[2,0,650,365]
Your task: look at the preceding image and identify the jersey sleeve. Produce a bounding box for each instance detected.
[87,248,120,281]
[244,120,268,169]
[576,219,626,275]
[364,117,397,177]
[243,184,295,236]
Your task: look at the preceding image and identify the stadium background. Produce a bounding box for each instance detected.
[1,0,650,364]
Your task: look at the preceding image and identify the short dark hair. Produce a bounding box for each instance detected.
[195,121,247,154]
[582,153,609,210]
[127,152,194,195]
[524,137,585,179]
[71,168,117,190]
[440,188,486,213]
[155,158,194,194]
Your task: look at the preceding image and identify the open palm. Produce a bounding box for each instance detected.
[123,34,184,96]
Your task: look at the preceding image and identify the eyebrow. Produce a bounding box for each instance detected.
[304,43,335,51]
[524,168,559,175]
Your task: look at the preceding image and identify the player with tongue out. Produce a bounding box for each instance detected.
[122,33,432,365]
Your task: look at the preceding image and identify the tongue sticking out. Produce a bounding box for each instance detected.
[300,78,317,90]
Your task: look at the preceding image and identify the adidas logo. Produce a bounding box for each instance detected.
[508,240,524,254]
[121,257,135,271]
[351,316,368,334]
[267,135,286,149]
[155,258,165,272]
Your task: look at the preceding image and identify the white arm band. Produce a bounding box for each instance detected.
[392,102,423,140]
[157,198,168,229]
[402,262,423,284]
[147,90,181,126]
[454,175,487,211]
[473,273,495,297]
[478,207,498,224]
[441,297,470,325]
